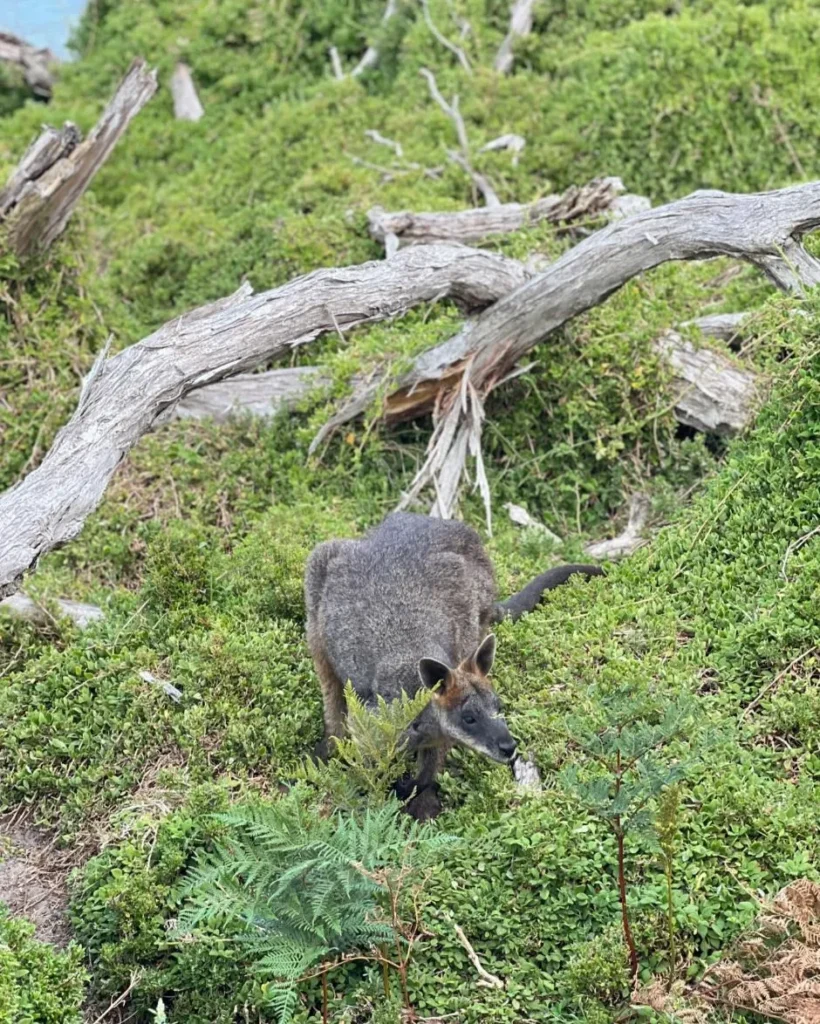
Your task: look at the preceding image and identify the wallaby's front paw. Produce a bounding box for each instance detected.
[405,785,442,822]
[392,773,417,801]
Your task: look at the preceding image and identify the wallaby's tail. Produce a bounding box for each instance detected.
[494,564,603,622]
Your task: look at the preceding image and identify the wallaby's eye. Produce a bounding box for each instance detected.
[462,712,476,726]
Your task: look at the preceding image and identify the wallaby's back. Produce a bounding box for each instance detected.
[305,513,496,708]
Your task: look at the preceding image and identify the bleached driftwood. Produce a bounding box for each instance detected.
[0,31,55,99]
[585,493,650,561]
[0,593,104,630]
[317,183,820,521]
[682,311,750,346]
[494,0,536,74]
[170,367,328,423]
[170,63,204,122]
[0,59,157,258]
[0,245,528,597]
[367,176,642,250]
[655,329,760,434]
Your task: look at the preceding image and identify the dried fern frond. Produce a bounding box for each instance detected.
[697,878,820,1024]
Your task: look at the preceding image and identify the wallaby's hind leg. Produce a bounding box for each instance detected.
[308,631,347,754]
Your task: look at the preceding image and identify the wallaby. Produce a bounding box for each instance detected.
[305,512,602,819]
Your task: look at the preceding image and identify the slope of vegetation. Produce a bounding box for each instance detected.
[0,0,818,1022]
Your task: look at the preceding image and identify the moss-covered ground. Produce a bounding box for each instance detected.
[0,1,818,1021]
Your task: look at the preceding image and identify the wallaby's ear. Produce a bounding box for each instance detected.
[470,633,496,676]
[418,657,451,691]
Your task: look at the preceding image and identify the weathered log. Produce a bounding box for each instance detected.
[0,246,528,597]
[0,59,157,258]
[0,593,104,630]
[367,176,645,251]
[494,0,536,74]
[170,62,204,122]
[317,183,820,521]
[655,328,760,434]
[0,31,55,99]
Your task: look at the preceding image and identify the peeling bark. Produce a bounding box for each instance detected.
[0,59,157,258]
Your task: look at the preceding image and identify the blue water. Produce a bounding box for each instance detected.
[3,0,88,59]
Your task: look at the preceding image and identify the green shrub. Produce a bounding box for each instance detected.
[0,907,87,1024]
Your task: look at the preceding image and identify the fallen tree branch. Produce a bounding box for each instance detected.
[0,58,157,258]
[0,31,55,99]
[367,176,644,250]
[170,62,204,122]
[0,593,104,630]
[318,182,820,521]
[420,0,472,73]
[584,493,650,561]
[0,246,528,597]
[494,0,536,74]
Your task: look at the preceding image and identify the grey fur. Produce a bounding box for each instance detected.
[305,512,601,816]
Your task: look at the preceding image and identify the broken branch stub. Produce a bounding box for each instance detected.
[0,58,158,258]
[170,63,204,122]
[0,31,56,99]
[655,329,761,434]
[0,245,529,598]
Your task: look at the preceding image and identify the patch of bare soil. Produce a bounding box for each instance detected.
[0,813,74,947]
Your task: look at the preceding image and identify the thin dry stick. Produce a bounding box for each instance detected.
[419,67,499,206]
[328,45,344,80]
[419,67,469,155]
[453,923,505,989]
[742,645,818,719]
[364,129,404,158]
[494,0,536,74]
[420,0,472,73]
[90,970,144,1024]
[780,523,820,579]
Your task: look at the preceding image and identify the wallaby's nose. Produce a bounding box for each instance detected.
[499,738,517,760]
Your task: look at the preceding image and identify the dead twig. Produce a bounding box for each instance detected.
[453,923,505,989]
